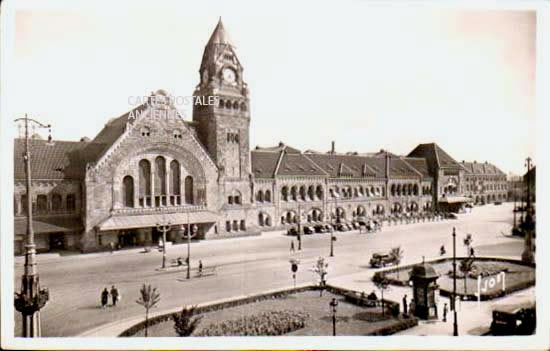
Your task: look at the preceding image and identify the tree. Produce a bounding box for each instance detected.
[136,284,161,337]
[373,276,390,317]
[459,257,475,295]
[390,247,404,280]
[172,305,202,336]
[311,257,329,296]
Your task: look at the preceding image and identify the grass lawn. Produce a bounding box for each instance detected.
[384,259,534,297]
[133,290,410,336]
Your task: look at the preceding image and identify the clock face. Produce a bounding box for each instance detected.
[222,68,236,83]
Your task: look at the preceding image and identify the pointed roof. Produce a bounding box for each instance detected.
[207,18,233,46]
[407,143,465,173]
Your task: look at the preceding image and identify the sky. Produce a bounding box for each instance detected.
[8,1,537,175]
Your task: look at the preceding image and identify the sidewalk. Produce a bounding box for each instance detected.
[14,230,288,265]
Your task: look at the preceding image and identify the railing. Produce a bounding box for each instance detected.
[114,204,206,215]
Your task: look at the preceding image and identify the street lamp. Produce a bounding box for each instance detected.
[13,114,51,337]
[297,205,302,251]
[182,211,199,279]
[452,227,458,336]
[156,220,171,269]
[521,157,535,264]
[329,297,338,336]
[290,259,299,288]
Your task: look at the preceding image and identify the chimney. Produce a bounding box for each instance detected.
[385,153,390,178]
[331,141,335,154]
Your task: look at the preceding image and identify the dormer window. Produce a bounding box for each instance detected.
[173,129,182,139]
[140,126,151,137]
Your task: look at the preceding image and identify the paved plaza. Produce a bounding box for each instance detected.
[13,203,531,337]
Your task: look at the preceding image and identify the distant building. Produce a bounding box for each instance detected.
[12,19,508,254]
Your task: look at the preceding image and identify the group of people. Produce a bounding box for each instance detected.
[100,285,121,309]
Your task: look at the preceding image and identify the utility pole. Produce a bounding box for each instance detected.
[297,205,302,251]
[452,227,458,336]
[13,114,51,337]
[156,221,171,268]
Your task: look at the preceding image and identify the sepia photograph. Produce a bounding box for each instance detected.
[0,0,547,350]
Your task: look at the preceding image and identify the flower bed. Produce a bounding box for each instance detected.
[196,310,309,336]
[373,257,535,300]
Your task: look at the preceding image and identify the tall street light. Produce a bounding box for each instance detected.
[13,114,51,337]
[182,211,198,279]
[330,297,338,336]
[297,205,302,251]
[521,157,535,264]
[156,220,171,269]
[452,227,458,336]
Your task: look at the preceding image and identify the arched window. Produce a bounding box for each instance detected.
[396,184,401,196]
[281,186,289,201]
[316,185,323,200]
[307,185,315,201]
[225,100,232,109]
[139,159,152,206]
[185,176,194,204]
[291,186,298,201]
[265,190,271,202]
[37,195,48,214]
[155,157,166,195]
[240,220,246,231]
[391,184,395,197]
[257,190,264,202]
[219,99,225,108]
[232,220,239,231]
[413,184,419,196]
[232,190,242,205]
[265,216,272,226]
[123,176,134,207]
[52,194,62,211]
[259,213,265,226]
[240,102,247,111]
[170,160,181,205]
[299,186,306,201]
[233,101,239,110]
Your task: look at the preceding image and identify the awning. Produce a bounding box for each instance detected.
[14,217,83,235]
[98,211,219,231]
[439,196,473,204]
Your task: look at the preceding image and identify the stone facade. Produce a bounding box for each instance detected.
[12,19,509,254]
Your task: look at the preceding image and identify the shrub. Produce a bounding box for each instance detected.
[172,305,202,336]
[195,310,309,336]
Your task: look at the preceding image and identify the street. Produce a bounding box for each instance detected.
[14,203,523,337]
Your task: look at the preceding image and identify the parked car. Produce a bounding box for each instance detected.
[465,203,473,209]
[494,201,502,205]
[447,213,458,219]
[369,252,398,268]
[287,226,298,236]
[303,225,314,234]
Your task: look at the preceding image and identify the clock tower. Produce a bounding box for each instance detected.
[193,18,251,181]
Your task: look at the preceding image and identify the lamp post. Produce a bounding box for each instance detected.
[297,205,302,251]
[156,221,171,269]
[452,227,458,336]
[290,259,299,288]
[330,297,338,336]
[182,211,199,279]
[13,114,51,337]
[521,157,535,264]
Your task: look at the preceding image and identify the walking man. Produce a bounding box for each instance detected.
[290,240,295,252]
[198,260,203,275]
[110,285,119,307]
[443,303,448,322]
[101,288,109,309]
[402,294,408,316]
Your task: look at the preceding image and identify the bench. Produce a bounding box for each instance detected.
[195,266,217,277]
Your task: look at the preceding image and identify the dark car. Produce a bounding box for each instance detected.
[494,201,502,205]
[369,252,397,268]
[465,203,473,209]
[314,224,329,233]
[447,213,458,219]
[287,226,298,236]
[303,225,314,234]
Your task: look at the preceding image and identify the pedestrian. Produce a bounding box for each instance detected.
[101,288,109,309]
[440,245,446,256]
[198,260,203,274]
[402,294,408,316]
[110,285,119,306]
[443,303,448,322]
[290,240,295,252]
[470,247,475,257]
[109,242,114,254]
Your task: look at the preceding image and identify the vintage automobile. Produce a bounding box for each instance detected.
[287,226,299,236]
[314,224,330,233]
[369,252,398,268]
[303,225,315,235]
[494,201,502,205]
[490,302,536,335]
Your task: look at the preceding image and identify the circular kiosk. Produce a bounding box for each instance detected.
[410,262,439,320]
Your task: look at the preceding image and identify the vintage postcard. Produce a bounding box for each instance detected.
[1,0,548,350]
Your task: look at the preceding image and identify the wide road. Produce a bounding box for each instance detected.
[13,203,521,337]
